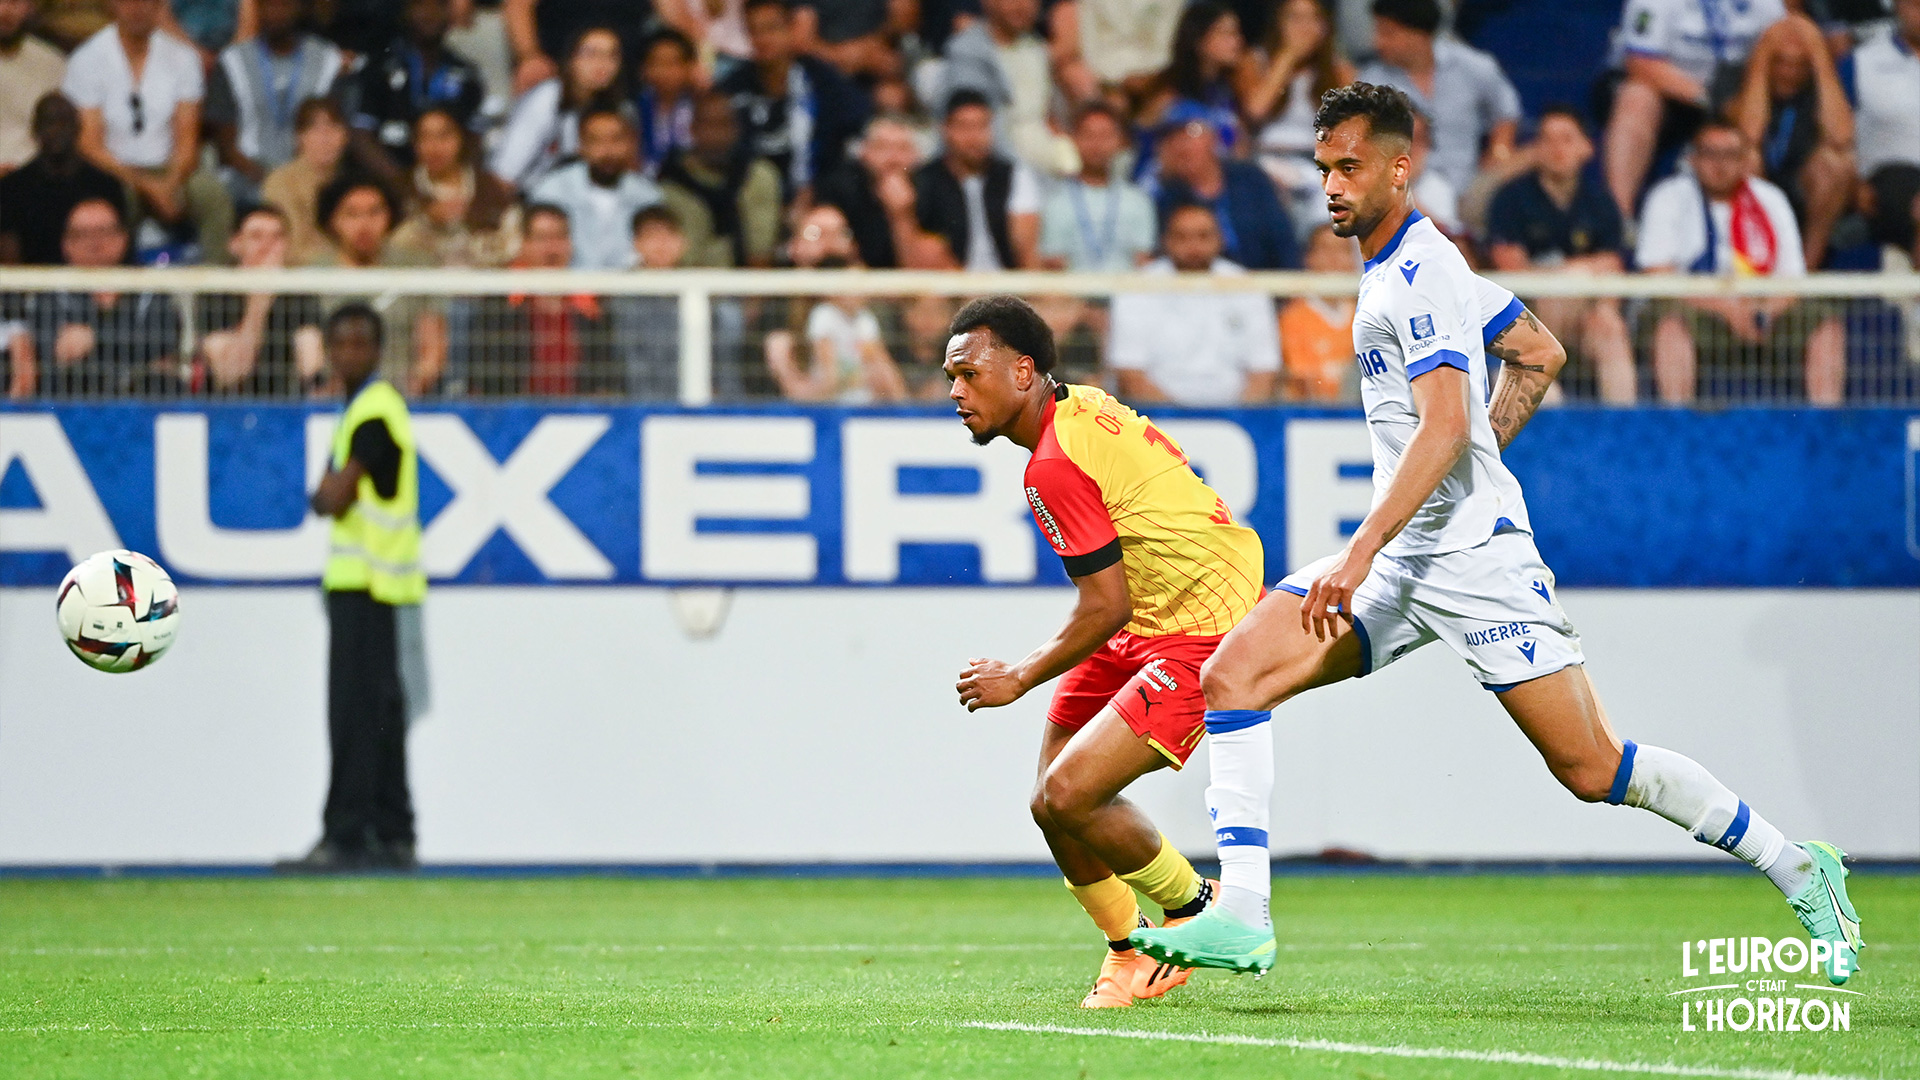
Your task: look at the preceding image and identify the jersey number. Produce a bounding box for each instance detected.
[1141,424,1188,464]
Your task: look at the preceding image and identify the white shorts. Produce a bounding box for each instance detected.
[1277,526,1585,691]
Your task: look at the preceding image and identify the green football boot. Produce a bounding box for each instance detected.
[1787,841,1863,985]
[1129,905,1276,975]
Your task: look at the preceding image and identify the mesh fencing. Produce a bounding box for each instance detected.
[3,269,1917,406]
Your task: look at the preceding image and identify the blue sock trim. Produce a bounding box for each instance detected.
[1205,709,1271,734]
[1605,740,1638,806]
[1215,827,1269,848]
[1711,801,1752,852]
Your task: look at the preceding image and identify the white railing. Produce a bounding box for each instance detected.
[3,267,1916,405]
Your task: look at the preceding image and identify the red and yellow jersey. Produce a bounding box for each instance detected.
[1024,384,1265,637]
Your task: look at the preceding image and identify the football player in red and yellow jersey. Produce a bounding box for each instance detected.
[946,296,1266,1008]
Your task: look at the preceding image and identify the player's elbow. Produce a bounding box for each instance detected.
[1532,338,1570,381]
[1425,409,1472,462]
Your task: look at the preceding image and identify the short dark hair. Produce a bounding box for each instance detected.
[316,173,399,233]
[743,0,789,18]
[1070,99,1127,132]
[631,204,682,236]
[235,202,290,230]
[1161,200,1218,234]
[579,103,633,136]
[643,26,696,61]
[413,104,475,164]
[1537,103,1589,137]
[1313,81,1417,145]
[944,88,993,122]
[1371,0,1441,35]
[1694,117,1746,145]
[325,302,385,349]
[948,296,1056,374]
[293,96,345,134]
[523,202,570,235]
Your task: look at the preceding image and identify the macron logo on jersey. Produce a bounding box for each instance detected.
[1400,259,1419,284]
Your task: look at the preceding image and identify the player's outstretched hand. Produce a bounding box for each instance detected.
[1301,547,1374,641]
[957,658,1026,711]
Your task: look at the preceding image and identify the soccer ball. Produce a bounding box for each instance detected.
[56,550,181,673]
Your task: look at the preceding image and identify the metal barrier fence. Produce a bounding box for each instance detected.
[2,268,1917,405]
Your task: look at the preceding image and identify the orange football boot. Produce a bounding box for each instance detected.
[1080,947,1142,1008]
[1130,880,1216,999]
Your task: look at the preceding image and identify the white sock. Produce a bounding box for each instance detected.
[1610,741,1812,897]
[1205,710,1273,930]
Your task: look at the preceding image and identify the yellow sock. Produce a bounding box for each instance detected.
[1065,875,1141,944]
[1117,832,1203,911]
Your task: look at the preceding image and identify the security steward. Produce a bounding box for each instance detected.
[278,303,426,873]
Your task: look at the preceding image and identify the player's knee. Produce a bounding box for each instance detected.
[1039,768,1095,829]
[1199,655,1251,709]
[1028,786,1055,830]
[1556,761,1617,803]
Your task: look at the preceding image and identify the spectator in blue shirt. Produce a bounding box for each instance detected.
[1151,101,1298,270]
[1486,106,1635,403]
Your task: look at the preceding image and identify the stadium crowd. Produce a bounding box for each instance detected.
[0,0,1916,403]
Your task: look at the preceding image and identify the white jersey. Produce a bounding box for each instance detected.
[1353,210,1530,557]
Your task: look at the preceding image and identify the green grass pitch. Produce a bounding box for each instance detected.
[2,873,1913,1079]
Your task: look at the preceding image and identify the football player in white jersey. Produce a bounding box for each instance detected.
[1132,82,1863,984]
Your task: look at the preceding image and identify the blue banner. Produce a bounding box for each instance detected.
[1,405,1914,588]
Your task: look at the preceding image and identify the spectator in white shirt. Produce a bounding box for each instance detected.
[1636,121,1843,405]
[1049,0,1187,103]
[906,88,1042,271]
[1039,101,1156,273]
[1035,100,1156,367]
[1358,0,1521,196]
[1109,202,1280,405]
[489,24,628,191]
[939,0,1069,177]
[63,0,234,260]
[1603,0,1785,221]
[204,0,344,205]
[1839,0,1920,267]
[765,203,909,402]
[529,105,665,269]
[0,0,66,174]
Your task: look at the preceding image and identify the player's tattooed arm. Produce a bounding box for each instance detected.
[1485,308,1567,450]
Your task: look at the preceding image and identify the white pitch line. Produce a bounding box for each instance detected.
[960,1022,1886,1080]
[0,940,1447,958]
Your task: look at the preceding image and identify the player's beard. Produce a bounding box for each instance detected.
[1331,194,1387,240]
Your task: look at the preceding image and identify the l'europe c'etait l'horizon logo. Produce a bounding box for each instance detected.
[1669,937,1860,1034]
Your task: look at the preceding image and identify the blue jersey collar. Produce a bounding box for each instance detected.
[1362,208,1425,273]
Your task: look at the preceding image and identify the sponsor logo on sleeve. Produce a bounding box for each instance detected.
[1026,486,1068,552]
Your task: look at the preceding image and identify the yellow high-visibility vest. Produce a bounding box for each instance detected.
[322,379,426,604]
